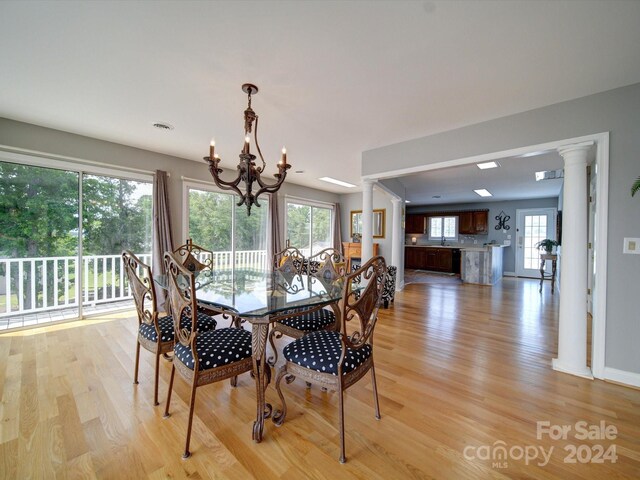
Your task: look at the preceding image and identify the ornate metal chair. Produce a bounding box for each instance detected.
[273,255,387,463]
[268,248,345,365]
[273,245,306,277]
[123,250,217,406]
[122,250,171,406]
[162,251,253,459]
[173,238,213,272]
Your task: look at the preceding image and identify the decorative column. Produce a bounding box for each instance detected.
[553,141,593,379]
[361,180,374,264]
[391,197,404,290]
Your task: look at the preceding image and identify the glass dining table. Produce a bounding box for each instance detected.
[155,268,345,442]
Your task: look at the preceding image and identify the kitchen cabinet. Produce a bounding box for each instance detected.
[458,211,489,235]
[404,247,459,273]
[405,214,426,234]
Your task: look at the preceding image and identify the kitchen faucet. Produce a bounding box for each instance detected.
[441,235,446,246]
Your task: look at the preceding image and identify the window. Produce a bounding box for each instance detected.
[285,199,333,256]
[0,155,153,328]
[428,216,457,241]
[185,184,269,272]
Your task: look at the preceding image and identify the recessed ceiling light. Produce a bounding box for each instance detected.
[432,195,441,198]
[474,189,492,197]
[318,177,356,188]
[405,200,411,203]
[295,170,304,174]
[152,122,174,130]
[477,161,499,170]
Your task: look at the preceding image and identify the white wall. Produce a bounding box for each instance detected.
[339,189,395,265]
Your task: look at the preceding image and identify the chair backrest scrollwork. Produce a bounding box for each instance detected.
[308,248,346,281]
[122,250,157,327]
[273,246,306,276]
[173,238,213,272]
[164,252,199,358]
[339,255,387,353]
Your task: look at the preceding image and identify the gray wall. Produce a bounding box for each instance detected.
[408,197,559,273]
[0,117,339,251]
[363,82,640,375]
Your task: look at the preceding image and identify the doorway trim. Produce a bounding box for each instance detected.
[363,131,610,380]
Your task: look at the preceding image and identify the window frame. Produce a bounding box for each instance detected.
[428,215,458,242]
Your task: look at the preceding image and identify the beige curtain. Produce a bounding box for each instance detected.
[268,192,282,263]
[152,170,174,307]
[333,202,343,254]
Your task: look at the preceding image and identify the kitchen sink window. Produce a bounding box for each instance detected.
[429,216,458,242]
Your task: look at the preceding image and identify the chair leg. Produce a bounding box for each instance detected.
[230,375,238,387]
[153,351,161,406]
[370,364,381,420]
[133,340,140,385]
[183,377,198,459]
[338,384,346,463]
[163,364,175,419]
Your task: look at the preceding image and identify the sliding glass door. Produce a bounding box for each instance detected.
[186,184,269,272]
[82,174,152,310]
[285,199,333,256]
[0,162,79,327]
[0,158,153,329]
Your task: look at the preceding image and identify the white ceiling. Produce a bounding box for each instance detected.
[1,1,640,196]
[400,151,564,206]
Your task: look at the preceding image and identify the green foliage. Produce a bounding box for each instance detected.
[535,238,559,253]
[632,176,640,197]
[0,163,152,258]
[187,189,268,252]
[0,162,79,258]
[285,203,332,253]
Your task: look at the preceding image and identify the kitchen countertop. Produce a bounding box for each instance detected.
[405,244,507,250]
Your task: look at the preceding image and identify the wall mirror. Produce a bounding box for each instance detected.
[350,209,386,238]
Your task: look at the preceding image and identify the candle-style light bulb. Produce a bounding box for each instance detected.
[243,135,250,154]
[281,146,287,165]
[210,139,215,158]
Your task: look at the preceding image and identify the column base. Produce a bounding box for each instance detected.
[552,358,594,379]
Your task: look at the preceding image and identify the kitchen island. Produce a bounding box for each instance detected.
[404,244,505,285]
[460,245,505,285]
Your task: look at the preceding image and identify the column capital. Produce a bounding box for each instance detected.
[558,141,594,166]
[390,196,403,205]
[361,179,376,188]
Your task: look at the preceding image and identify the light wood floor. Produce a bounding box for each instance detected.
[1,278,638,479]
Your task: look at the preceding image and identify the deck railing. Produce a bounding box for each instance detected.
[0,250,267,318]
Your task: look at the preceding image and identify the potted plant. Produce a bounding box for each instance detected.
[535,238,559,254]
[632,176,640,197]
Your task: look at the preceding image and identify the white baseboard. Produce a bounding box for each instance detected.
[503,271,516,277]
[603,367,640,389]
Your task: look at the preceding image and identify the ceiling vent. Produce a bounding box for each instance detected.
[152,122,174,130]
[535,169,564,181]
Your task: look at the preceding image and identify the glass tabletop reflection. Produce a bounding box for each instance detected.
[155,269,344,318]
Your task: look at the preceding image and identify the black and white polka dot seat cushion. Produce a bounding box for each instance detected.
[138,311,217,343]
[283,330,372,376]
[279,308,336,332]
[174,327,252,371]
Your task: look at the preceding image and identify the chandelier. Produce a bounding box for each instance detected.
[204,83,290,215]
